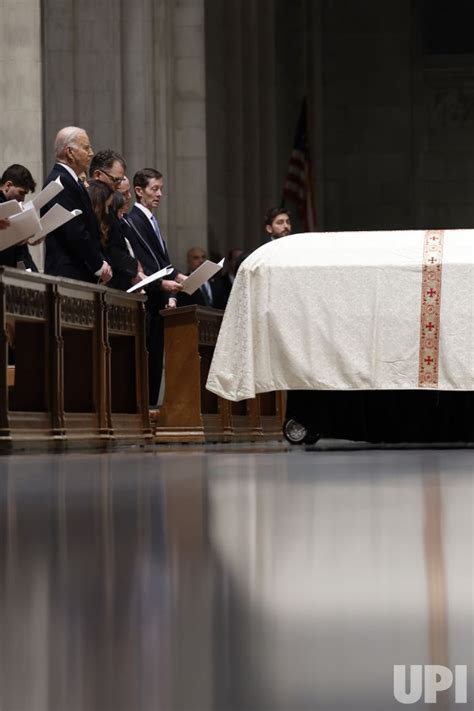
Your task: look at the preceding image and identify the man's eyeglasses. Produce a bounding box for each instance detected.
[99,169,124,185]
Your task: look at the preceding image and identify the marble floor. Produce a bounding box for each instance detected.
[0,444,472,711]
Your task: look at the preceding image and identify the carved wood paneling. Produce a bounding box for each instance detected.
[5,285,47,319]
[198,318,221,346]
[61,296,95,326]
[107,304,136,333]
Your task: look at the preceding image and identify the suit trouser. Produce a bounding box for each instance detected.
[146,309,164,407]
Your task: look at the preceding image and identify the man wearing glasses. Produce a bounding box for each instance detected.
[89,149,141,290]
[89,149,126,187]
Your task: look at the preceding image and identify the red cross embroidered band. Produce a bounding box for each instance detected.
[207,230,474,401]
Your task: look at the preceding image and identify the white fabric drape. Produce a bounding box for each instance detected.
[206,231,474,401]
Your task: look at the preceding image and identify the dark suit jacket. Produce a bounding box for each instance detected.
[0,191,37,271]
[121,214,162,276]
[43,163,104,282]
[121,213,173,312]
[177,276,222,309]
[177,286,208,308]
[122,209,177,405]
[125,207,179,310]
[211,273,234,309]
[127,205,174,269]
[106,212,138,291]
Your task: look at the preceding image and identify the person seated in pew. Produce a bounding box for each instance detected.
[211,247,243,309]
[117,174,132,209]
[177,246,222,308]
[0,164,38,271]
[263,206,292,243]
[234,206,294,275]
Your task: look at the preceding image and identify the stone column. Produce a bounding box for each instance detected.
[0,0,43,266]
[42,0,123,157]
[205,0,279,255]
[0,0,43,178]
[154,0,208,271]
[42,0,208,273]
[122,0,208,271]
[121,0,157,172]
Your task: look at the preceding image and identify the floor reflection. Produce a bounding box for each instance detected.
[0,448,471,710]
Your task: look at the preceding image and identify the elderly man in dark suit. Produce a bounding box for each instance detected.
[43,126,112,284]
[125,168,185,406]
[177,246,223,308]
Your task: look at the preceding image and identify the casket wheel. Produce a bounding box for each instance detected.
[283,418,309,444]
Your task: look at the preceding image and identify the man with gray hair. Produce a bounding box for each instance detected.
[42,126,112,283]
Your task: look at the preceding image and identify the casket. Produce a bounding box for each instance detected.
[206,230,474,402]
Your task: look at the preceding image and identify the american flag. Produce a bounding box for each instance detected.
[282,99,316,231]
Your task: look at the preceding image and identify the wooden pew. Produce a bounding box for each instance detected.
[0,268,152,451]
[104,287,151,443]
[155,305,283,443]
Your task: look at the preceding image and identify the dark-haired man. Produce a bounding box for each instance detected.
[233,207,293,276]
[127,169,185,291]
[127,168,185,406]
[0,164,38,270]
[89,149,126,189]
[263,207,292,243]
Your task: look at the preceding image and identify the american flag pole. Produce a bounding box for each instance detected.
[282,98,316,231]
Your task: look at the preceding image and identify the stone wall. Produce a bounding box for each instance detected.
[42,0,207,272]
[321,0,414,231]
[205,0,281,255]
[320,0,474,233]
[413,57,474,229]
[4,0,474,276]
[0,0,43,182]
[0,0,43,268]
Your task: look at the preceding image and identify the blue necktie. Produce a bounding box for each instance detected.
[150,214,165,253]
[200,281,213,306]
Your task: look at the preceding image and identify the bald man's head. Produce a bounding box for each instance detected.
[187,247,207,273]
[118,176,132,212]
